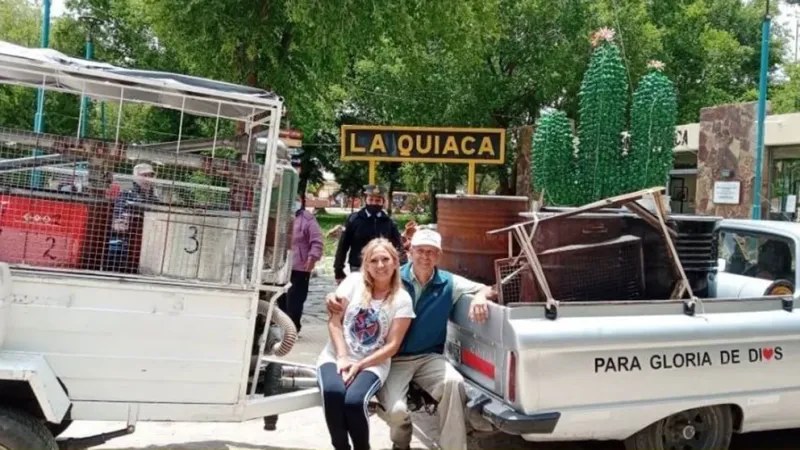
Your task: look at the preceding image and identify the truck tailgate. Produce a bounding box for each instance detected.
[448,296,800,418]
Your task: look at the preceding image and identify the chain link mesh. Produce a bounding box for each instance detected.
[0,127,287,288]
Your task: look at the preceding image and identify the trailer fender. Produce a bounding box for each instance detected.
[0,352,70,423]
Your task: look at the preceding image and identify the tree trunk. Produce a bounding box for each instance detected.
[496,165,511,195]
[387,179,395,216]
[515,125,534,199]
[429,183,438,223]
[298,178,308,207]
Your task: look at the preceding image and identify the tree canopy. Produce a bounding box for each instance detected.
[0,0,794,197]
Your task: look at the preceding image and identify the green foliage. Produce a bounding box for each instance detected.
[297,130,338,198]
[771,64,800,115]
[0,0,793,203]
[628,64,678,191]
[646,0,786,123]
[575,32,629,203]
[532,110,578,205]
[316,211,431,257]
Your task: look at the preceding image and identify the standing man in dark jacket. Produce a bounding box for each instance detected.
[333,184,404,284]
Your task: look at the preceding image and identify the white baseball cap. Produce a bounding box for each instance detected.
[411,229,442,250]
[133,163,154,176]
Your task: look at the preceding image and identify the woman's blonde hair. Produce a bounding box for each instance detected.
[359,238,402,307]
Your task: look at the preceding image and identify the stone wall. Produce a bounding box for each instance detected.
[695,102,770,218]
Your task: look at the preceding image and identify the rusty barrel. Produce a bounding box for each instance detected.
[435,194,529,285]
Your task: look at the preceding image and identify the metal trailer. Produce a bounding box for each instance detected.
[441,190,800,450]
[0,40,322,450]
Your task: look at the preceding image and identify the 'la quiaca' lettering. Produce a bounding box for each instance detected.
[349,133,496,158]
[341,126,506,163]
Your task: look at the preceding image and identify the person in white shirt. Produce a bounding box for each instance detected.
[316,237,416,450]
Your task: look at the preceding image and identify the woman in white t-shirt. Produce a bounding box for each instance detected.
[316,237,415,450]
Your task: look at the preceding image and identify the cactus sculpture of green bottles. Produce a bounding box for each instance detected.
[627,60,679,193]
[531,28,678,207]
[532,109,579,206]
[575,27,629,204]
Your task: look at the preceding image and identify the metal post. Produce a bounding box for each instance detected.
[100,103,106,140]
[79,29,93,138]
[368,160,376,184]
[753,0,771,220]
[31,0,51,189]
[467,162,476,194]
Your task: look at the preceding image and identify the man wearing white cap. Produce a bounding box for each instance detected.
[107,162,159,272]
[327,229,492,450]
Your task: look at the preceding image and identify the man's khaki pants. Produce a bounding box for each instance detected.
[377,353,467,450]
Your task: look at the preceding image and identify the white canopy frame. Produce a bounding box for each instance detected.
[0,40,286,291]
[0,40,282,125]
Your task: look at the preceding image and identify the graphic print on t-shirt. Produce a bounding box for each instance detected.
[345,304,390,357]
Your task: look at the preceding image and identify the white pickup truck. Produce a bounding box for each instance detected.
[439,201,800,450]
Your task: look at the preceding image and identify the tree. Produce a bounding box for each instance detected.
[0,0,89,137]
[296,130,338,204]
[0,0,792,201]
[645,0,787,123]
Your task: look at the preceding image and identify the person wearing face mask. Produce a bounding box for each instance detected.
[277,194,324,333]
[334,184,404,285]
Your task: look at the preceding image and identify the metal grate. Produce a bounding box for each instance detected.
[495,257,536,305]
[622,215,718,298]
[539,235,645,302]
[0,127,271,287]
[496,235,645,303]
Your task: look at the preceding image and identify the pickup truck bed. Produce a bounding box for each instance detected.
[447,294,800,442]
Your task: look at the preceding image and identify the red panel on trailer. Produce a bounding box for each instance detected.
[0,194,90,268]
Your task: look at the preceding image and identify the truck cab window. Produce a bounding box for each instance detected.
[718,230,795,283]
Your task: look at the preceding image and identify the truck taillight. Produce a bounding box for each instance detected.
[507,351,517,403]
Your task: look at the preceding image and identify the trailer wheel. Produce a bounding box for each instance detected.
[0,407,58,450]
[624,405,732,450]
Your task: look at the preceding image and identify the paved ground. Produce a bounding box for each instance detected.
[59,257,798,449]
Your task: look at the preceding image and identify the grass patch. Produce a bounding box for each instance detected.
[315,211,432,257]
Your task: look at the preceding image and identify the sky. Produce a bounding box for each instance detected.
[41,0,800,62]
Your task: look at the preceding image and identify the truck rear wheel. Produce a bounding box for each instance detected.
[0,407,58,450]
[46,419,72,437]
[624,405,732,450]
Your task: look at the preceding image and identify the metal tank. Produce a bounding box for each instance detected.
[435,194,529,285]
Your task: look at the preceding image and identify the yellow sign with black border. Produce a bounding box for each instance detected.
[340,125,506,165]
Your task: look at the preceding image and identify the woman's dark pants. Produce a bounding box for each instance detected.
[318,362,382,450]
